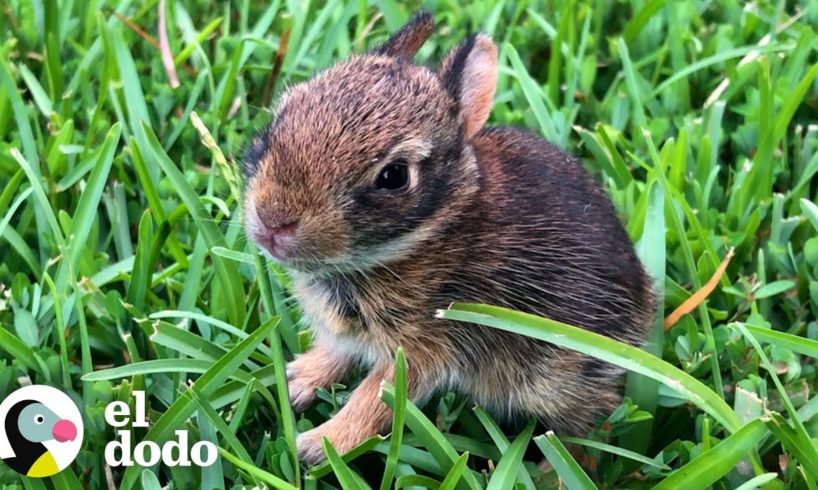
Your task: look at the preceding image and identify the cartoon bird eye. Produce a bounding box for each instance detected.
[34,414,45,424]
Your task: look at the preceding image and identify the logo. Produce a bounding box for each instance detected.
[104,391,217,468]
[0,385,83,478]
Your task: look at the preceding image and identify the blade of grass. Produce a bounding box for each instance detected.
[0,326,42,373]
[18,64,54,118]
[150,320,268,368]
[82,359,248,381]
[174,17,223,65]
[1,226,42,279]
[129,136,189,266]
[253,249,299,486]
[653,419,767,490]
[733,323,818,482]
[322,437,372,490]
[55,123,121,289]
[119,318,278,489]
[561,436,670,470]
[396,475,441,489]
[743,323,818,359]
[211,246,255,265]
[381,383,482,490]
[380,347,408,490]
[439,304,742,432]
[139,122,245,328]
[110,27,153,175]
[42,274,71,388]
[623,0,666,44]
[764,412,818,479]
[439,452,470,490]
[641,132,724,398]
[534,432,597,490]
[617,37,647,129]
[0,57,38,167]
[623,178,665,452]
[801,198,818,232]
[649,43,790,99]
[310,437,385,478]
[486,421,535,490]
[150,310,272,358]
[0,187,33,240]
[506,45,560,145]
[473,407,537,488]
[49,467,83,489]
[189,389,259,485]
[125,211,155,313]
[10,149,65,249]
[218,448,298,490]
[735,473,779,490]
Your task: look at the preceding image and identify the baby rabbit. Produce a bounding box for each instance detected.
[243,11,654,465]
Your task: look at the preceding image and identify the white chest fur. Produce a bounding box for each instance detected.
[290,272,379,364]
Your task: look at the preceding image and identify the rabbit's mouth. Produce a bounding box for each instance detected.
[252,228,351,272]
[254,224,299,262]
[252,235,349,274]
[281,257,367,276]
[245,199,310,263]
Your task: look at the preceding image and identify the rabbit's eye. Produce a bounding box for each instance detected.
[375,161,409,191]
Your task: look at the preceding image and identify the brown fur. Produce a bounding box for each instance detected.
[243,11,655,464]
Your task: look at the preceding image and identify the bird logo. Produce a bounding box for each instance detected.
[0,385,83,478]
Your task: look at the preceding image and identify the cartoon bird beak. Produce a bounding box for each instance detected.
[51,419,77,442]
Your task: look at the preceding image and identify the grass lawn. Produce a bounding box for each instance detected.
[1,0,818,488]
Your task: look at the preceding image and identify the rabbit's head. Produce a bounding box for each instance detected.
[244,12,497,273]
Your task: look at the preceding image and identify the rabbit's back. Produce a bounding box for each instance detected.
[455,126,655,343]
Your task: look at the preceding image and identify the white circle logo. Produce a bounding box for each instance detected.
[0,385,83,478]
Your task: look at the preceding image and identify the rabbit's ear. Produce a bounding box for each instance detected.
[374,10,435,59]
[439,34,498,140]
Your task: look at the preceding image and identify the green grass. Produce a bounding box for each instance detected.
[1,0,817,488]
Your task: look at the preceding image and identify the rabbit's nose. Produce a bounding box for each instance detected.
[258,220,300,260]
